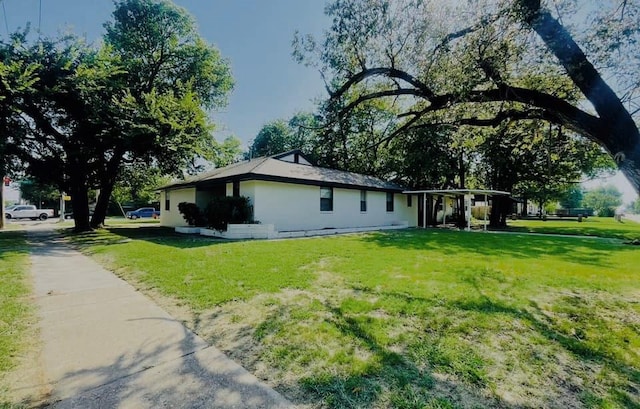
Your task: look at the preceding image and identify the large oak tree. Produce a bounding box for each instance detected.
[295,0,640,194]
[0,0,233,232]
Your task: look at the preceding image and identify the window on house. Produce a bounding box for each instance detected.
[386,192,394,212]
[164,190,170,211]
[233,180,240,197]
[407,194,412,207]
[320,187,333,211]
[360,190,367,212]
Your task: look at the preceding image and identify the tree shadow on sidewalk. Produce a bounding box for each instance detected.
[40,317,290,408]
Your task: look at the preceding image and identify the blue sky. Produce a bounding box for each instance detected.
[1,0,328,145]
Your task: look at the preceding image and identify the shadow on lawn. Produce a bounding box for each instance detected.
[450,296,640,407]
[296,286,639,408]
[247,299,510,409]
[63,226,225,251]
[361,229,633,267]
[0,230,29,261]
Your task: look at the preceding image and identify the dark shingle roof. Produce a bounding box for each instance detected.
[160,154,404,192]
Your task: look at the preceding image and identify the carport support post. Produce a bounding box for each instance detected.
[465,194,471,231]
[423,193,427,229]
[484,194,488,231]
[442,195,446,226]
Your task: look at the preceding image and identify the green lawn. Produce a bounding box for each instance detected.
[507,216,640,241]
[0,231,32,406]
[70,226,640,409]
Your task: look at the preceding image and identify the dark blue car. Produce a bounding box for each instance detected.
[126,207,160,219]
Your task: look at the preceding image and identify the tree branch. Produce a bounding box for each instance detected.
[518,0,640,154]
[330,67,435,99]
[338,89,424,117]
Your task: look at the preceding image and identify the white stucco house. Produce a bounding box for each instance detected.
[158,150,418,236]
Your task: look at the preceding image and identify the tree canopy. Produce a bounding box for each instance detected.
[583,184,623,216]
[295,0,640,195]
[0,0,234,231]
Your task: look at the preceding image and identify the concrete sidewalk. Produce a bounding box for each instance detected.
[20,230,292,408]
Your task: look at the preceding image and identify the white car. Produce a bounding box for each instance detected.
[5,205,55,220]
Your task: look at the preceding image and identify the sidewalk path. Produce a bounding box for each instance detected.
[23,230,292,408]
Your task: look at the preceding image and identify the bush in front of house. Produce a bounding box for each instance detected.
[178,202,206,226]
[471,206,491,220]
[205,196,252,231]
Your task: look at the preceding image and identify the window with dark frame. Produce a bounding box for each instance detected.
[386,192,394,212]
[233,180,240,197]
[320,187,333,211]
[164,190,170,211]
[407,194,412,207]
[360,190,367,212]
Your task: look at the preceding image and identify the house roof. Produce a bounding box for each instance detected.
[159,153,405,192]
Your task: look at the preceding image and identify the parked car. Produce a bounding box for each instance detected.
[126,207,160,219]
[5,205,55,220]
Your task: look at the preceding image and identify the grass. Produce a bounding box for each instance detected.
[68,224,640,408]
[0,231,32,407]
[507,216,640,240]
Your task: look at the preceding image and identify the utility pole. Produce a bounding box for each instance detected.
[59,192,65,222]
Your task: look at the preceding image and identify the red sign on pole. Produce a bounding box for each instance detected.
[3,177,10,187]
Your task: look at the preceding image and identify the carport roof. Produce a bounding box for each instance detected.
[403,189,510,196]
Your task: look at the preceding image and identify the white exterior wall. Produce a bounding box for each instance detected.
[251,181,416,231]
[159,187,196,227]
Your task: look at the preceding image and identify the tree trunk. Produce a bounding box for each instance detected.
[69,178,92,233]
[91,154,123,228]
[91,177,116,228]
[620,143,640,193]
[431,196,441,226]
[489,196,511,228]
[520,0,640,193]
[521,195,528,217]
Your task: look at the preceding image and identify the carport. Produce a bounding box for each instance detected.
[403,189,510,231]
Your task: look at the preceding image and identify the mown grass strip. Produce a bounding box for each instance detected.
[507,216,640,240]
[0,231,31,406]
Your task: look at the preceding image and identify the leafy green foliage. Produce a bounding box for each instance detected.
[1,0,234,231]
[583,185,623,217]
[112,164,166,209]
[249,120,294,157]
[18,180,60,208]
[177,202,205,226]
[104,0,233,108]
[205,196,252,230]
[558,185,583,209]
[213,136,243,167]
